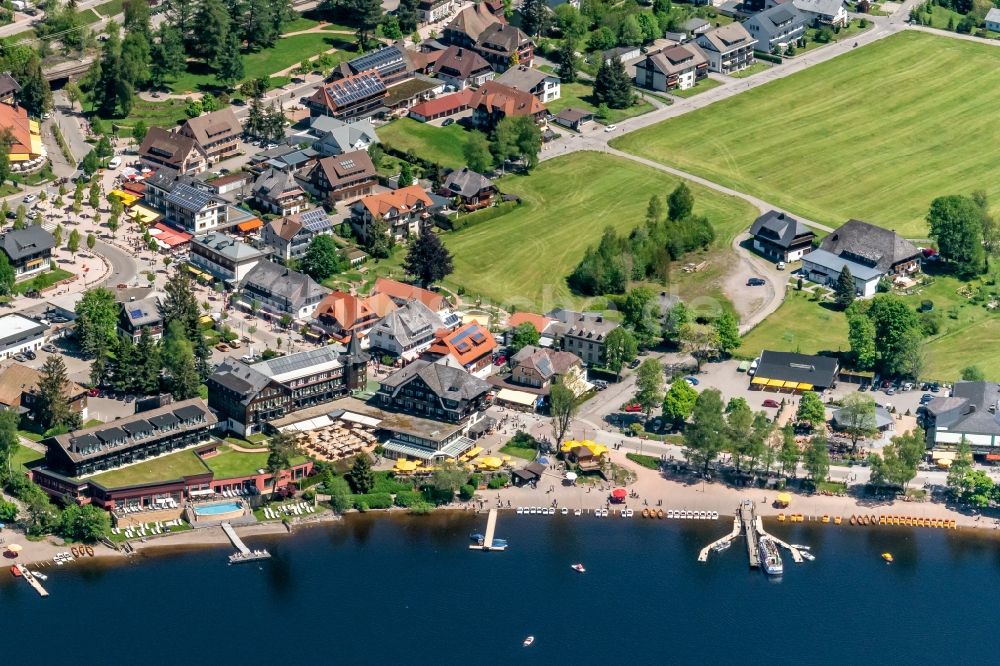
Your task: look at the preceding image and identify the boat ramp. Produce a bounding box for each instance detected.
[699,500,802,567]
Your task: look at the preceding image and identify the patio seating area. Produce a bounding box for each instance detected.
[294,420,378,462]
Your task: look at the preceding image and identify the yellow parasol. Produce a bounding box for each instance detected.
[776,492,792,506]
[6,544,22,553]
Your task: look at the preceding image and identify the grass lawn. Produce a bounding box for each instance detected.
[201,444,307,479]
[728,61,772,79]
[442,152,758,310]
[281,14,322,33]
[612,32,1000,237]
[14,268,74,295]
[88,450,211,488]
[794,19,874,55]
[737,290,850,359]
[924,5,965,29]
[92,97,190,136]
[498,444,537,461]
[670,77,723,99]
[166,34,355,93]
[12,445,43,472]
[625,453,660,470]
[378,118,471,170]
[545,81,655,125]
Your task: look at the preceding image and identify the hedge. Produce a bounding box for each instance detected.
[459,484,476,500]
[393,490,423,507]
[351,492,392,510]
[372,471,413,494]
[754,51,783,63]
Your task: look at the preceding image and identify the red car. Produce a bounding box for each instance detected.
[493,355,506,366]
[87,388,99,397]
[762,399,780,408]
[624,403,643,413]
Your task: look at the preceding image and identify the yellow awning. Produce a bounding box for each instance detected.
[110,189,140,206]
[394,459,418,472]
[936,459,953,469]
[797,383,814,391]
[932,450,956,461]
[767,378,784,387]
[131,204,161,223]
[478,456,503,469]
[751,376,767,385]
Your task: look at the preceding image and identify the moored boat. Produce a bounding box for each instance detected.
[571,563,586,573]
[834,516,842,525]
[523,636,535,647]
[85,545,94,556]
[800,551,816,561]
[758,537,783,576]
[850,515,857,525]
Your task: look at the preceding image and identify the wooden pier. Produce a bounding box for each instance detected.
[740,502,760,567]
[469,509,506,551]
[699,500,803,566]
[756,517,803,563]
[222,522,271,564]
[14,564,49,597]
[697,514,741,562]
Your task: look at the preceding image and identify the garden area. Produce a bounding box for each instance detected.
[14,267,74,295]
[612,32,1000,236]
[378,118,473,171]
[87,450,211,488]
[669,77,723,99]
[545,81,655,125]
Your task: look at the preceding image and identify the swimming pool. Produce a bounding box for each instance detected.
[194,501,243,517]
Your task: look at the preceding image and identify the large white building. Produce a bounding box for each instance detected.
[0,314,47,360]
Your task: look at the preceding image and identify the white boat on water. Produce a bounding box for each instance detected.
[800,551,816,561]
[523,636,535,647]
[30,570,47,581]
[711,540,732,553]
[516,507,524,514]
[791,544,811,550]
[560,507,568,515]
[758,536,784,576]
[571,563,586,573]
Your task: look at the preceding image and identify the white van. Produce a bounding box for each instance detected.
[107,156,122,169]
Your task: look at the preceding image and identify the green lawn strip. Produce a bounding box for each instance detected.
[794,20,873,55]
[441,152,757,311]
[281,15,321,33]
[545,81,654,125]
[926,5,965,29]
[87,449,211,488]
[201,444,308,479]
[499,444,536,461]
[91,96,190,136]
[18,430,43,442]
[670,77,723,99]
[612,32,1000,237]
[14,268,74,295]
[728,61,772,79]
[378,117,471,170]
[166,33,355,93]
[737,290,849,359]
[12,444,44,472]
[626,453,660,469]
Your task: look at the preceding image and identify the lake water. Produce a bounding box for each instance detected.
[4,513,1000,664]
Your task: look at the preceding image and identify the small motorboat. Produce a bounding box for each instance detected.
[492,538,508,548]
[711,540,732,553]
[882,552,894,563]
[561,507,568,515]
[642,508,650,518]
[710,511,719,520]
[834,516,842,525]
[10,565,21,577]
[30,570,47,581]
[571,563,586,573]
[523,636,535,648]
[790,544,811,551]
[667,510,675,518]
[821,515,830,524]
[574,509,582,516]
[656,509,664,519]
[71,547,79,558]
[516,507,524,514]
[800,551,816,562]
[470,532,485,542]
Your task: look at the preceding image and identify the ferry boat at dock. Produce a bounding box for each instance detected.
[758,537,784,576]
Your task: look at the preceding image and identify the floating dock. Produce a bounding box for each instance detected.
[699,501,802,566]
[222,521,271,564]
[14,564,49,597]
[469,509,506,551]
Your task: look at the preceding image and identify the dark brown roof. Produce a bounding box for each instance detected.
[179,108,241,147]
[433,45,492,80]
[139,127,200,168]
[818,219,920,273]
[314,149,376,188]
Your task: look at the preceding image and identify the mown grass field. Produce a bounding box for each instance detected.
[441,152,758,311]
[612,32,1000,237]
[737,271,1000,380]
[545,82,656,125]
[379,118,472,170]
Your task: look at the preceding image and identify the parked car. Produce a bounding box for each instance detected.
[684,376,699,386]
[228,339,242,349]
[216,343,230,352]
[762,399,780,408]
[22,193,36,204]
[776,261,786,270]
[442,118,455,126]
[107,156,122,169]
[628,358,641,369]
[604,124,617,132]
[594,380,608,390]
[902,382,914,391]
[24,350,36,360]
[493,355,506,366]
[41,344,57,353]
[87,388,99,397]
[885,387,895,395]
[747,277,766,286]
[930,383,940,392]
[623,403,643,413]
[12,353,25,362]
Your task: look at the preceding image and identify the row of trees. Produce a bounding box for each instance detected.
[845,294,924,377]
[463,116,544,175]
[568,186,715,296]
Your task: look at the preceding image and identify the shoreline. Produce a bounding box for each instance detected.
[8,454,999,570]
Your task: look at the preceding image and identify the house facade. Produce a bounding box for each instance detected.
[432,46,495,90]
[792,0,849,25]
[239,261,330,320]
[470,81,547,129]
[306,70,388,119]
[138,127,206,174]
[0,363,88,425]
[208,342,368,436]
[368,300,445,360]
[190,232,269,284]
[251,168,308,216]
[986,7,1000,31]
[749,210,815,262]
[308,150,378,204]
[0,225,54,277]
[743,5,809,52]
[176,108,242,165]
[310,290,397,344]
[440,167,497,210]
[117,297,164,342]
[423,322,497,378]
[635,44,709,91]
[418,0,457,22]
[443,4,504,49]
[696,23,756,74]
[474,23,533,72]
[351,185,434,240]
[262,208,335,263]
[548,309,620,367]
[377,359,491,424]
[923,381,1000,453]
[509,345,587,395]
[495,65,561,103]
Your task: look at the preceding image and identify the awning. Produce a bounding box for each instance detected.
[986,453,1000,461]
[495,388,538,407]
[751,376,767,385]
[936,459,953,469]
[932,450,956,461]
[766,378,784,387]
[189,488,215,497]
[236,218,263,233]
[796,383,814,391]
[339,412,381,428]
[131,204,161,223]
[776,492,792,505]
[110,189,140,206]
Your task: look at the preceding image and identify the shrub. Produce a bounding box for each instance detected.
[352,493,392,510]
[487,473,510,489]
[372,471,412,494]
[409,501,434,514]
[459,484,476,500]
[393,490,423,507]
[626,453,660,470]
[422,486,455,505]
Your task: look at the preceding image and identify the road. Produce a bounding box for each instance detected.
[93,239,139,288]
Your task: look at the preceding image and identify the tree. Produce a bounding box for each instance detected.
[398,162,413,188]
[866,294,922,377]
[549,383,577,450]
[678,322,718,372]
[75,288,119,357]
[837,392,877,451]
[365,217,394,259]
[81,150,100,176]
[667,183,694,221]
[662,301,690,347]
[0,410,19,475]
[0,253,14,296]
[121,30,152,88]
[620,287,660,348]
[634,358,664,419]
[93,26,134,118]
[402,227,453,287]
[554,4,588,40]
[519,0,550,37]
[846,302,876,370]
[491,115,542,171]
[961,365,985,381]
[215,30,245,84]
[65,81,82,111]
[61,504,110,542]
[301,235,342,281]
[603,327,638,379]
[618,14,644,46]
[0,499,16,522]
[637,12,661,43]
[347,452,374,493]
[835,265,856,309]
[67,229,81,260]
[508,322,540,356]
[36,355,78,431]
[162,320,200,400]
[662,379,697,430]
[927,194,987,278]
[463,130,492,174]
[713,311,740,356]
[87,232,96,252]
[135,327,161,395]
[557,38,580,83]
[131,120,148,146]
[870,427,923,490]
[802,434,830,483]
[160,270,201,339]
[796,391,826,428]
[430,460,467,500]
[396,0,418,32]
[684,388,726,474]
[190,0,231,65]
[150,24,187,87]
[726,397,755,476]
[107,216,120,238]
[778,423,800,477]
[346,0,384,48]
[593,55,632,109]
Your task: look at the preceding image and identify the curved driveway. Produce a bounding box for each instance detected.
[93,239,139,289]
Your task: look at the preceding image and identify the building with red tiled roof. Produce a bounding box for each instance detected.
[310,290,397,343]
[471,81,546,129]
[424,322,497,377]
[350,185,434,240]
[408,89,474,123]
[0,102,42,163]
[372,277,447,312]
[508,312,555,334]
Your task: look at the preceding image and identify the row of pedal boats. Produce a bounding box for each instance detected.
[778,513,958,528]
[514,506,720,519]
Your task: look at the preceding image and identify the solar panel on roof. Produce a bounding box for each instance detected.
[130,308,144,318]
[339,160,356,169]
[471,332,485,343]
[300,208,333,233]
[455,341,470,352]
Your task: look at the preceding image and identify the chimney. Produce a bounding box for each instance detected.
[457,47,463,56]
[777,212,785,219]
